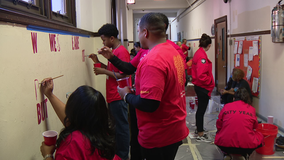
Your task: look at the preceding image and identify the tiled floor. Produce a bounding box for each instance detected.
[175,85,284,160]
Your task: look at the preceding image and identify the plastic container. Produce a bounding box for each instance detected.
[256,123,278,155]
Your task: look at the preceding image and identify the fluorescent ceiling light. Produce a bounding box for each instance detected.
[127,0,135,4]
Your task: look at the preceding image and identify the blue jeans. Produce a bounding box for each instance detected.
[109,100,130,159]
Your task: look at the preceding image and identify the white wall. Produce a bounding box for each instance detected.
[170,0,284,129]
[76,0,112,32]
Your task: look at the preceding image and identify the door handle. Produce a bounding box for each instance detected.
[223,66,226,68]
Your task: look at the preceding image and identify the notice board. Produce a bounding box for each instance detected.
[233,36,261,97]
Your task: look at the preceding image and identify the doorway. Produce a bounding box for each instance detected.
[214,16,228,90]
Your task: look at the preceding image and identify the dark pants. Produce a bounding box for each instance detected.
[108,100,130,159]
[194,85,210,132]
[129,105,142,160]
[217,144,263,156]
[185,69,188,86]
[141,141,182,160]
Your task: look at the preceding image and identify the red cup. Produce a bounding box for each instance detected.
[94,63,101,68]
[117,77,129,88]
[195,96,198,106]
[189,100,195,109]
[42,130,58,146]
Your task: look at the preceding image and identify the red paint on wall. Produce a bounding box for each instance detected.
[82,49,85,62]
[31,32,37,53]
[34,79,39,100]
[37,98,48,125]
[49,34,57,52]
[49,34,60,52]
[72,36,79,50]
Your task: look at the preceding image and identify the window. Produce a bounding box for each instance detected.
[21,0,36,4]
[49,0,75,25]
[52,0,65,15]
[0,0,42,15]
[0,0,82,34]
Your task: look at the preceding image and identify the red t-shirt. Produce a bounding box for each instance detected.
[106,45,130,103]
[55,131,121,160]
[187,60,192,75]
[135,42,189,148]
[214,100,264,149]
[130,49,148,68]
[166,40,186,65]
[181,43,189,57]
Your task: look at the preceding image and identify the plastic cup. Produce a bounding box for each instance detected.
[117,77,129,88]
[195,96,198,106]
[94,63,101,68]
[267,116,274,124]
[189,100,195,109]
[42,130,58,146]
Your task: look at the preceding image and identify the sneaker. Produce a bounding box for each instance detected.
[196,134,211,142]
[223,154,232,160]
[194,128,208,134]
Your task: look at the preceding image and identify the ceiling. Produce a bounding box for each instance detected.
[128,0,196,18]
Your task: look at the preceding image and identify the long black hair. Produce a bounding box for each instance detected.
[234,87,252,105]
[56,86,115,159]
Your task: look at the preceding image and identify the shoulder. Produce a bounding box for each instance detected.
[117,45,129,54]
[151,42,177,54]
[68,131,87,143]
[60,131,88,147]
[56,131,94,159]
[239,79,250,87]
[141,43,175,66]
[224,100,242,108]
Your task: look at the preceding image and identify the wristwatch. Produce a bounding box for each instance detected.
[123,93,129,102]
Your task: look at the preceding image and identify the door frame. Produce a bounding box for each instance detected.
[214,15,228,88]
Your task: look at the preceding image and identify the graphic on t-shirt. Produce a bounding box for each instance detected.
[173,55,185,86]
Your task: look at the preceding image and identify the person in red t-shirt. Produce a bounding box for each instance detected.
[97,14,188,160]
[176,41,182,48]
[186,57,193,82]
[40,79,120,160]
[215,87,263,159]
[115,12,189,160]
[181,39,190,58]
[89,24,130,160]
[191,33,215,142]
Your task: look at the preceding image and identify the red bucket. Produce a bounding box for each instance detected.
[256,123,278,155]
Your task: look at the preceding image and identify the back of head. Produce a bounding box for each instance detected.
[98,23,119,38]
[232,68,245,81]
[134,42,141,48]
[130,48,136,55]
[157,13,169,31]
[58,85,115,159]
[199,33,212,48]
[139,12,166,37]
[176,41,182,46]
[234,87,252,105]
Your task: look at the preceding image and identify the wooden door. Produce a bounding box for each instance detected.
[215,16,227,90]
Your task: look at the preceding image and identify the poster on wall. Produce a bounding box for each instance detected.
[177,32,181,42]
[234,36,261,97]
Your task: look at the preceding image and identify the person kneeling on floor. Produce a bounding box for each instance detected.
[214,87,264,160]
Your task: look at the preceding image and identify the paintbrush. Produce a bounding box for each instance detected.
[40,75,64,84]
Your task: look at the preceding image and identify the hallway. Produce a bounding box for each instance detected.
[174,86,284,160]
